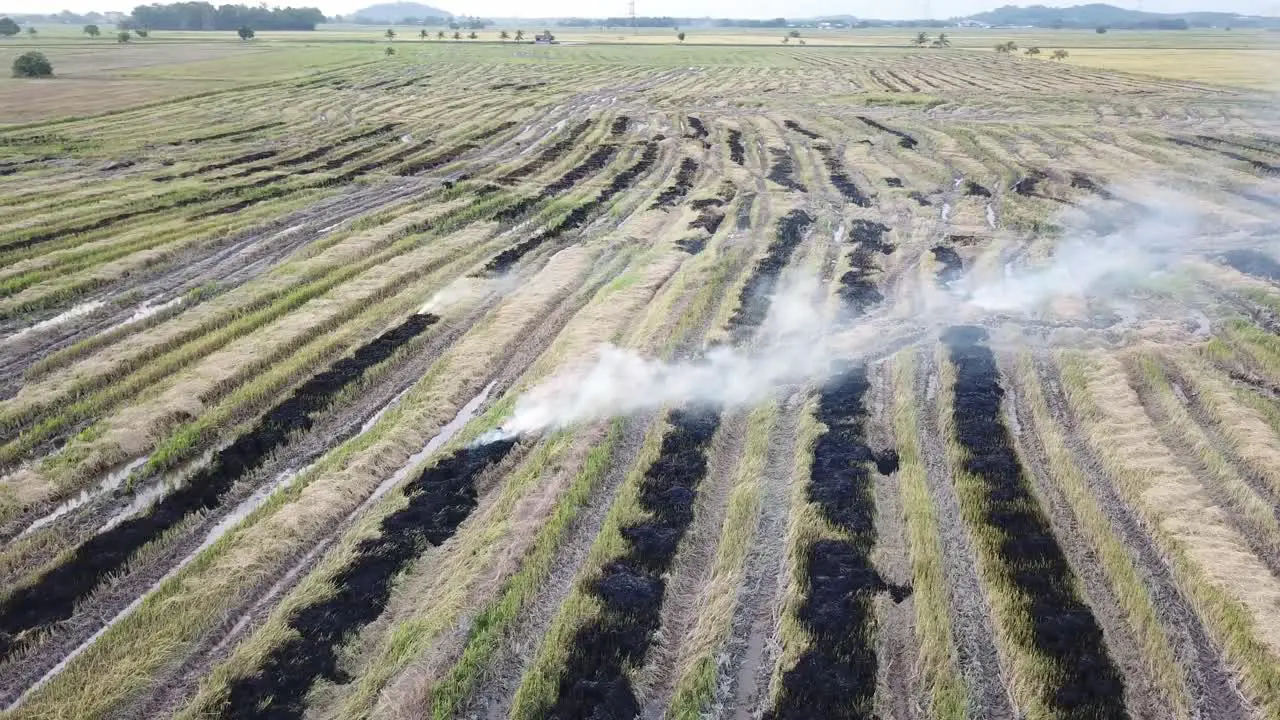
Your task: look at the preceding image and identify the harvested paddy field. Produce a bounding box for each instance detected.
[3,37,1280,720]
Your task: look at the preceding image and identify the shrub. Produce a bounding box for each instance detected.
[237,25,254,40]
[12,51,52,78]
[117,30,131,42]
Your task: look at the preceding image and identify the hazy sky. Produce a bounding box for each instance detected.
[3,0,1278,20]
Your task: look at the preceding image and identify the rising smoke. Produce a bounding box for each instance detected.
[479,274,843,442]
[481,184,1269,442]
[965,185,1202,312]
[419,274,519,316]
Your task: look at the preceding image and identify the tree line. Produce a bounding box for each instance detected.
[129,3,324,31]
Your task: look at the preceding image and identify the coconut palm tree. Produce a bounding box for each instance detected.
[384,28,395,41]
[913,31,928,46]
[419,29,427,40]
[467,30,477,39]
[452,30,461,40]
[515,29,524,41]
[499,30,509,41]
[935,32,950,47]
[436,30,444,39]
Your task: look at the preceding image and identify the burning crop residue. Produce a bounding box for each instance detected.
[217,438,518,718]
[942,325,1126,717]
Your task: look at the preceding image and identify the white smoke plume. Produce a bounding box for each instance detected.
[479,273,841,442]
[477,184,1273,443]
[964,187,1202,312]
[419,275,518,316]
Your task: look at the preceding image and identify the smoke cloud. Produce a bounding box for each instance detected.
[479,273,842,442]
[964,186,1202,312]
[419,275,518,316]
[480,184,1274,442]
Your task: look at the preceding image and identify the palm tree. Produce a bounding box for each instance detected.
[384,28,395,41]
[499,30,509,41]
[515,29,524,41]
[452,31,461,40]
[419,29,427,40]
[1051,49,1070,60]
[468,31,477,39]
[436,30,444,39]
[913,31,928,47]
[1025,46,1041,56]
[935,32,950,47]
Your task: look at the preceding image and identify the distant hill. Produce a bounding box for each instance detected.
[351,2,452,23]
[967,3,1280,29]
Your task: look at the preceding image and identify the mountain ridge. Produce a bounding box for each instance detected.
[351,2,452,22]
[964,3,1277,29]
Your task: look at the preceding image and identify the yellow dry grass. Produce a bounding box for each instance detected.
[766,392,822,705]
[0,221,496,523]
[1063,350,1280,715]
[337,245,693,716]
[890,352,967,720]
[1011,352,1187,718]
[666,400,776,719]
[338,430,595,719]
[1061,48,1280,90]
[15,246,595,720]
[1168,351,1280,499]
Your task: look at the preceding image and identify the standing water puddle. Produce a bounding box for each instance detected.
[126,296,184,325]
[364,381,495,508]
[9,382,499,708]
[360,384,415,435]
[98,474,173,534]
[4,300,105,345]
[16,457,147,540]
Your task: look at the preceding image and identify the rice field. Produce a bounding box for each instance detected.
[2,35,1280,720]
